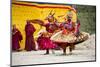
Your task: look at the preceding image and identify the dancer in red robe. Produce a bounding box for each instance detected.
[25,21,36,51]
[37,12,59,54]
[37,32,56,54]
[12,25,23,51]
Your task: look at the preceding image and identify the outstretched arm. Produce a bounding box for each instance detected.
[29,19,45,26]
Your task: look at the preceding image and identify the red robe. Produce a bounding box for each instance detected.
[37,35,56,50]
[37,23,59,50]
[74,22,80,37]
[45,23,58,33]
[12,29,23,51]
[25,23,36,51]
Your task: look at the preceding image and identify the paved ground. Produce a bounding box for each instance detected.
[12,34,96,66]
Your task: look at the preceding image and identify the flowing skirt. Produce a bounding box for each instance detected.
[50,31,90,43]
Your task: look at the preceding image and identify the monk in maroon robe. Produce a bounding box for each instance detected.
[25,21,36,51]
[12,25,23,51]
